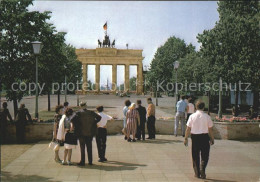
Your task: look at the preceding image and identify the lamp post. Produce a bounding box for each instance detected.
[75,75,79,106]
[174,61,180,113]
[218,77,223,118]
[64,65,67,102]
[32,41,43,119]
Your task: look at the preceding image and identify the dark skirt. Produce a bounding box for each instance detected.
[65,132,77,145]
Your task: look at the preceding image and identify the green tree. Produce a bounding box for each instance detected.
[197,0,260,115]
[129,77,137,91]
[147,36,195,92]
[0,0,57,116]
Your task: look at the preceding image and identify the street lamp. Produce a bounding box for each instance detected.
[75,75,80,106]
[218,77,223,118]
[174,61,179,113]
[64,65,67,102]
[32,41,43,119]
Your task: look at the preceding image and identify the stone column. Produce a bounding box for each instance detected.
[124,64,130,92]
[112,64,117,92]
[95,64,100,92]
[137,63,144,95]
[82,64,88,93]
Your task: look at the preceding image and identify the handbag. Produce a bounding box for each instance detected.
[49,141,60,151]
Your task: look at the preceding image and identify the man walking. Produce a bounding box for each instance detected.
[136,100,147,140]
[175,95,188,137]
[72,102,101,166]
[184,100,214,179]
[146,97,156,139]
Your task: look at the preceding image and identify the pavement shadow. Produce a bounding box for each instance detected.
[204,178,237,182]
[77,160,146,171]
[1,171,60,182]
[141,139,183,144]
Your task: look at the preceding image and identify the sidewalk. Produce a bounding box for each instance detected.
[1,135,260,182]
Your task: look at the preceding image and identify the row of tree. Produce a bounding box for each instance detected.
[147,1,260,114]
[0,0,82,116]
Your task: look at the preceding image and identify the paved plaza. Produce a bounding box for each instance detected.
[2,95,176,120]
[1,135,260,182]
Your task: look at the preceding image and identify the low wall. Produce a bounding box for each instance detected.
[4,120,260,143]
[213,122,260,140]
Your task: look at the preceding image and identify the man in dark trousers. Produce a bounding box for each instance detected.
[184,100,214,179]
[136,100,147,140]
[15,104,31,144]
[95,106,114,162]
[146,97,156,139]
[0,102,13,144]
[72,102,101,166]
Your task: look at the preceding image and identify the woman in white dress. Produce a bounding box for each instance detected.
[57,108,77,165]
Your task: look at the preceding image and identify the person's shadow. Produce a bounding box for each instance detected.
[77,160,146,171]
[203,179,237,182]
[1,171,60,182]
[141,138,182,144]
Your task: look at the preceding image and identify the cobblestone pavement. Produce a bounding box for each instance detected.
[1,135,260,182]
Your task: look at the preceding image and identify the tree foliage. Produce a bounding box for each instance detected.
[0,0,82,115]
[197,0,260,110]
[146,36,195,90]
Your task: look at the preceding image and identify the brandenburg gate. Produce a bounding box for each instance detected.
[75,47,144,94]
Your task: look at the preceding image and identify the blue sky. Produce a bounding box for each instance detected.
[28,1,219,86]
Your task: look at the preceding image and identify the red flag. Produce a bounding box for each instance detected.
[103,22,107,30]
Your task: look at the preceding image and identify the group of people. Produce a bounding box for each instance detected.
[1,96,215,180]
[175,95,195,137]
[122,97,156,142]
[52,97,157,165]
[0,102,31,144]
[53,101,114,165]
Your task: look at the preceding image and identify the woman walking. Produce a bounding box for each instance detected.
[123,100,131,140]
[126,103,140,142]
[53,105,64,163]
[57,108,77,165]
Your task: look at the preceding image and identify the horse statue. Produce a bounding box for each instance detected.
[112,40,115,48]
[98,39,102,48]
[108,39,110,47]
[102,35,110,48]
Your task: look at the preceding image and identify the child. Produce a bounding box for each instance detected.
[96,106,114,162]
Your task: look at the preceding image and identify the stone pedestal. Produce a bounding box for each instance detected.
[112,64,117,92]
[124,64,130,91]
[95,64,100,92]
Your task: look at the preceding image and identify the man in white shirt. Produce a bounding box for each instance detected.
[184,100,214,179]
[96,106,114,162]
